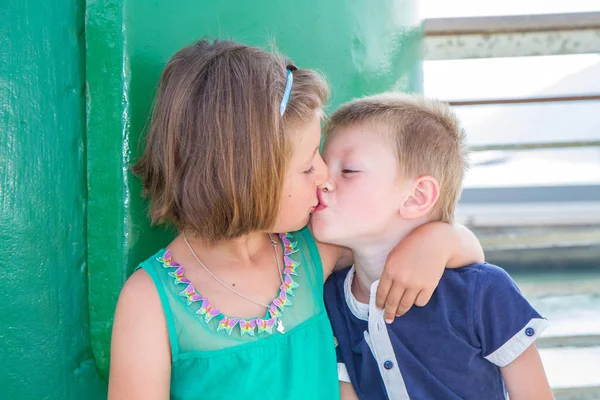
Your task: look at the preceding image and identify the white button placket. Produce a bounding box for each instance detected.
[363,280,410,400]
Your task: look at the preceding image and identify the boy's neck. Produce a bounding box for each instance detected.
[351,220,425,304]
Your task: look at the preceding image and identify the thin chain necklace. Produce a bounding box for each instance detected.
[182,232,283,309]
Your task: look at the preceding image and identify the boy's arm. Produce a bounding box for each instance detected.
[317,223,482,279]
[474,264,551,398]
[376,222,484,321]
[501,345,554,400]
[446,223,485,268]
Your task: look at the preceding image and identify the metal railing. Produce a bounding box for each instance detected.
[425,12,600,61]
[424,12,600,152]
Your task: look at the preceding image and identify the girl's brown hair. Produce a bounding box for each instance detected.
[132,40,328,240]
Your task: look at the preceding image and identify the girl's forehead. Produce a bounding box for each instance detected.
[290,114,322,150]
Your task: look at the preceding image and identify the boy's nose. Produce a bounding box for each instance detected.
[318,179,335,192]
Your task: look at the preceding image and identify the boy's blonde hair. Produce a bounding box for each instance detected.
[325,93,468,223]
[133,40,328,240]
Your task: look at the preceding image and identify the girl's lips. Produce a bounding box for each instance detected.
[316,189,327,208]
[313,189,327,212]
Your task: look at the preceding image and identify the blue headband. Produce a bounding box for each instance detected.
[279,68,294,116]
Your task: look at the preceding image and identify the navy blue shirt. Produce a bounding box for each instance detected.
[324,263,547,400]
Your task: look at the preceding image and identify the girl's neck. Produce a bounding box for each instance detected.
[183,231,273,264]
[169,230,285,320]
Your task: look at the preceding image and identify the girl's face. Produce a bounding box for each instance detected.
[271,113,329,233]
[311,124,408,247]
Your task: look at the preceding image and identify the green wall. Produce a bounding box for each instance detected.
[0,0,106,398]
[87,1,422,377]
[1,0,421,396]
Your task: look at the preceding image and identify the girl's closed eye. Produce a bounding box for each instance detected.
[304,166,315,174]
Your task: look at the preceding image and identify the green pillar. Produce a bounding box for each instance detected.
[87,0,424,381]
[0,0,106,398]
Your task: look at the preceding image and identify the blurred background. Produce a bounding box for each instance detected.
[1,0,598,398]
[423,1,600,398]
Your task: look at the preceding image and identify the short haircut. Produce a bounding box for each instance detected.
[325,93,468,223]
[132,40,329,240]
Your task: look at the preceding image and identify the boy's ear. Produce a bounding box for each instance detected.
[399,176,440,220]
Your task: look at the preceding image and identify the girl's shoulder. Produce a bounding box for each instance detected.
[116,266,167,333]
[109,268,171,396]
[115,249,173,350]
[294,225,346,282]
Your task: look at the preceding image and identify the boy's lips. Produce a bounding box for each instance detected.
[314,203,326,212]
[315,190,327,212]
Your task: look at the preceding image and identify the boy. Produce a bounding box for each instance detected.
[313,93,553,399]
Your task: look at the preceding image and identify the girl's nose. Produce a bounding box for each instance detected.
[314,153,329,187]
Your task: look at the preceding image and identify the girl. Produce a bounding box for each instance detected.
[108,40,483,399]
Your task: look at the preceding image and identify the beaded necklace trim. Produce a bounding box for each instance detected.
[157,233,300,336]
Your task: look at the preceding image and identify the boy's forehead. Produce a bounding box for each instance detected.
[325,122,390,150]
[323,126,352,153]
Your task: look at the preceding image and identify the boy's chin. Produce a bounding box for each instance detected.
[312,224,347,247]
[310,219,332,242]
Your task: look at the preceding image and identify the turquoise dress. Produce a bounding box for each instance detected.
[136,227,340,399]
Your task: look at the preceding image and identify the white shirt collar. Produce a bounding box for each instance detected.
[343,265,380,321]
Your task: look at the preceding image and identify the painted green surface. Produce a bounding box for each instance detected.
[86,0,423,379]
[0,0,106,398]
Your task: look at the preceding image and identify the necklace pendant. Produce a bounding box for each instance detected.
[277,319,285,334]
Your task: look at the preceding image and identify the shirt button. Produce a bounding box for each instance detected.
[384,360,394,370]
[525,327,535,337]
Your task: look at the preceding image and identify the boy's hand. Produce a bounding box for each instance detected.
[377,222,483,322]
[376,225,445,322]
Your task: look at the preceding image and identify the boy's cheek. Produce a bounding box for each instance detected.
[311,216,338,243]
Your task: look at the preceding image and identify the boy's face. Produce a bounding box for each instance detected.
[311,124,409,247]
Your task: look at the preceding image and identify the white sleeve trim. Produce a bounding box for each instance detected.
[338,362,351,383]
[484,317,548,367]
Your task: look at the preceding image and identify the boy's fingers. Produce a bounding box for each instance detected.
[415,289,433,307]
[383,284,404,324]
[395,289,419,317]
[376,277,393,310]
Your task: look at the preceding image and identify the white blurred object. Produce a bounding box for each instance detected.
[423,0,600,19]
